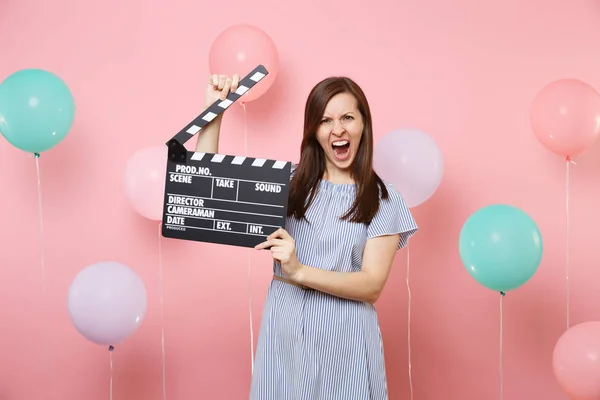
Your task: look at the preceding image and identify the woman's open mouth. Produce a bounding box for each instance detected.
[332,139,351,161]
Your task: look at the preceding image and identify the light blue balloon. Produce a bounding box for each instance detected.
[458,204,543,293]
[0,69,75,154]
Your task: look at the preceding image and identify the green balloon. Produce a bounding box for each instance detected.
[458,204,543,293]
[0,69,75,154]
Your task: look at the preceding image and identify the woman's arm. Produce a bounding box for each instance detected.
[255,228,402,304]
[194,113,223,154]
[195,74,239,154]
[255,183,418,304]
[292,234,400,303]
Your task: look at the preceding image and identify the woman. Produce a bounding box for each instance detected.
[198,73,418,399]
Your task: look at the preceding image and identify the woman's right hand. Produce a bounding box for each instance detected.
[204,74,240,109]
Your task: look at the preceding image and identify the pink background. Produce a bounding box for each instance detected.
[1,0,600,398]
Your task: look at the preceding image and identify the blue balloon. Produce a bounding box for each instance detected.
[0,69,75,153]
[458,204,543,293]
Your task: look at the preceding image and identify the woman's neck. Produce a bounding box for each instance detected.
[322,167,354,185]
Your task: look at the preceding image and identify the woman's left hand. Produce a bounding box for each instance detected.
[254,228,304,281]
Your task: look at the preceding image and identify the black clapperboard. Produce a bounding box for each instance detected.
[161,65,293,248]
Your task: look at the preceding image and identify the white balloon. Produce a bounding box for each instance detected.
[374,129,443,208]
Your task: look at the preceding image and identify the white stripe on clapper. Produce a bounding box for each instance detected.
[250,72,265,82]
[202,111,217,122]
[218,99,233,108]
[272,160,286,169]
[186,125,201,135]
[211,154,225,163]
[236,85,249,95]
[232,156,246,165]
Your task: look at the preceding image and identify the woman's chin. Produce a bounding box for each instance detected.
[326,152,355,171]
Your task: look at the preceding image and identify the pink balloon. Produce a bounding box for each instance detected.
[208,24,279,103]
[373,129,443,208]
[123,145,167,221]
[530,79,600,157]
[553,321,600,400]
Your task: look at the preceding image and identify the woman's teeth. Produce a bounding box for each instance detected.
[332,140,349,147]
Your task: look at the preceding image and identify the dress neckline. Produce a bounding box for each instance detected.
[319,179,356,193]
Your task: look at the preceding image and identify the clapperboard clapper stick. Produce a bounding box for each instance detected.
[162,65,293,248]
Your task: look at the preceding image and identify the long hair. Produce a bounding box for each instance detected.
[287,76,389,224]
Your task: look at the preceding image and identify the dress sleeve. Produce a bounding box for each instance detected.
[290,163,297,181]
[367,183,418,250]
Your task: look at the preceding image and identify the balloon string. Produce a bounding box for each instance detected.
[158,222,167,399]
[499,292,505,400]
[34,154,45,290]
[243,103,248,162]
[565,156,572,329]
[34,153,48,398]
[242,102,255,373]
[109,346,114,400]
[406,244,413,400]
[247,250,254,373]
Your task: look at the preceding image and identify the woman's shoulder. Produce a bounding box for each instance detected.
[378,179,403,202]
[374,179,412,217]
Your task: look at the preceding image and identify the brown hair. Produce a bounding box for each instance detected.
[287,76,389,224]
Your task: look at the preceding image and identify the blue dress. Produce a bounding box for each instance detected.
[249,165,418,400]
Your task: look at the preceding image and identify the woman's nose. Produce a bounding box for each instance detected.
[331,120,345,135]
